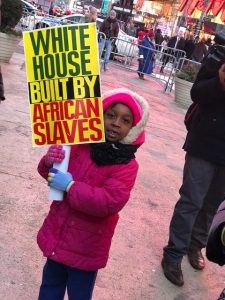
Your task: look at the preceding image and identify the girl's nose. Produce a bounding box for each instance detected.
[112,118,120,127]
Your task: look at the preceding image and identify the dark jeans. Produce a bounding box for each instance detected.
[164,154,225,262]
[38,259,97,300]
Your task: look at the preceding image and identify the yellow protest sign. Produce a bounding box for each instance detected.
[23,23,104,146]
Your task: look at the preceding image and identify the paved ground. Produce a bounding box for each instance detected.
[0,45,224,300]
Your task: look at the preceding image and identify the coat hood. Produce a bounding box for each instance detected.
[102,88,149,145]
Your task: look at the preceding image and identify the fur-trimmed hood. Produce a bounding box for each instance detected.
[102,88,149,145]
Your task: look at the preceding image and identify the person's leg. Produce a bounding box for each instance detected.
[160,55,169,73]
[38,259,67,300]
[137,65,144,79]
[104,39,113,68]
[67,267,97,300]
[137,59,144,77]
[189,165,225,250]
[163,154,216,262]
[98,38,105,59]
[162,154,216,286]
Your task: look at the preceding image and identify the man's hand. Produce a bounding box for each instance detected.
[48,168,74,192]
[219,63,225,89]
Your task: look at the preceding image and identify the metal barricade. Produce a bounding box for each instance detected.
[110,35,139,66]
[17,10,48,31]
[17,10,35,31]
[157,45,186,73]
[136,44,180,86]
[106,39,184,89]
[165,57,201,92]
[98,32,106,58]
[17,11,83,32]
[100,37,203,94]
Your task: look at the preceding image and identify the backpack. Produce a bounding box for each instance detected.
[184,102,199,130]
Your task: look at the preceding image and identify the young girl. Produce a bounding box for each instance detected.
[37,88,149,300]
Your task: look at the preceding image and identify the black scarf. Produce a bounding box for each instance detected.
[90,142,138,166]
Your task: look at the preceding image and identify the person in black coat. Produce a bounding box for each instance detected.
[184,32,195,59]
[154,28,163,51]
[160,30,186,73]
[161,60,225,287]
[192,37,208,62]
[98,10,119,71]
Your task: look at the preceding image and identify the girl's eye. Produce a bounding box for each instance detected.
[106,112,116,118]
[123,118,132,124]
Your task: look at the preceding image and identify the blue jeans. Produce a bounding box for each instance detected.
[38,259,97,300]
[98,38,113,65]
[163,154,225,262]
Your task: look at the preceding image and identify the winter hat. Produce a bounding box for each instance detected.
[102,88,149,145]
[110,10,117,18]
[103,92,141,125]
[148,30,155,37]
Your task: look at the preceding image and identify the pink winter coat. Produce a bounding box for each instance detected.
[37,144,138,271]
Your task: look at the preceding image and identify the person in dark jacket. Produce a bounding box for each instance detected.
[137,30,156,79]
[126,21,137,37]
[161,60,225,287]
[184,32,195,59]
[0,66,5,101]
[160,30,186,73]
[154,28,163,51]
[98,10,119,71]
[192,37,208,62]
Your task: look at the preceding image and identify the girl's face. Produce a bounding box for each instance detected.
[104,103,133,142]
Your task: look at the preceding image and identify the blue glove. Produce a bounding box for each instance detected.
[48,168,74,192]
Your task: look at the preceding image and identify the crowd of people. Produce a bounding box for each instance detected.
[98,12,215,78]
[28,1,72,17]
[27,1,214,76]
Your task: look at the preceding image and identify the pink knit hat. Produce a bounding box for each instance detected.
[102,89,149,145]
[103,92,141,125]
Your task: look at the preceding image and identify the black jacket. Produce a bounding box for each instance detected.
[191,42,208,62]
[183,63,225,165]
[206,200,225,266]
[163,36,186,60]
[167,36,186,51]
[184,39,195,59]
[99,17,119,39]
